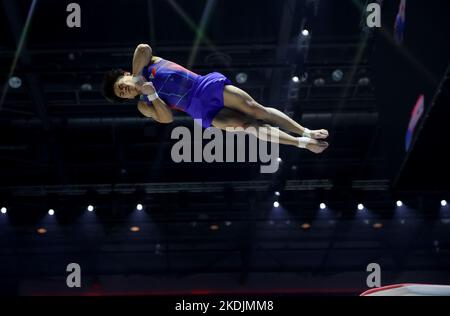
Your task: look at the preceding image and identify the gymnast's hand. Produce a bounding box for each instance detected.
[131,74,146,86]
[137,81,156,96]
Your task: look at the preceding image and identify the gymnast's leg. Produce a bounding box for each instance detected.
[223,85,329,141]
[211,107,328,153]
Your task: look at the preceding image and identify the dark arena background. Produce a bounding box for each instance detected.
[0,0,450,299]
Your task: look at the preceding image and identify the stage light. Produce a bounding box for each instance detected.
[277,157,282,163]
[358,77,370,86]
[291,76,300,83]
[210,224,219,231]
[130,226,140,232]
[441,200,447,207]
[37,227,47,235]
[80,83,93,91]
[87,205,94,212]
[313,78,325,87]
[275,191,280,196]
[235,72,248,84]
[225,221,232,226]
[301,223,311,230]
[357,203,364,210]
[8,76,22,89]
[48,209,55,216]
[320,203,326,210]
[297,29,310,51]
[1,207,6,214]
[373,222,383,229]
[396,200,403,207]
[332,69,344,82]
[136,203,143,211]
[273,201,280,208]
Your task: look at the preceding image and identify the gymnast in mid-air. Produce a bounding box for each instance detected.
[102,43,329,154]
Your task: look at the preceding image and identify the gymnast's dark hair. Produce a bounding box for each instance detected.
[101,69,128,103]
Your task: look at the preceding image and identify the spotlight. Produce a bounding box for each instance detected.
[48,209,55,216]
[210,224,219,231]
[331,69,344,82]
[301,29,309,37]
[37,227,47,235]
[358,77,370,86]
[273,201,280,208]
[373,222,383,229]
[313,78,325,87]
[301,223,311,230]
[130,226,140,232]
[1,207,6,214]
[319,203,326,210]
[441,200,447,207]
[235,72,248,84]
[396,200,403,207]
[275,191,280,197]
[87,205,94,212]
[136,203,143,211]
[291,76,300,83]
[357,203,364,210]
[80,83,93,91]
[8,76,22,89]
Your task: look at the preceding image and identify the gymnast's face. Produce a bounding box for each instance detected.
[114,72,140,99]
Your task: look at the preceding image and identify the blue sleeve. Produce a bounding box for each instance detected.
[142,64,149,80]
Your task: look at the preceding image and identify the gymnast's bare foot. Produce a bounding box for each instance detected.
[305,138,329,154]
[309,129,329,140]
